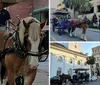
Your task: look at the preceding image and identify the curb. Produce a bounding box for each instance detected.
[87,29,100,33]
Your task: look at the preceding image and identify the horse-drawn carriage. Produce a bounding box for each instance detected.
[50,68,90,85]
[51,10,72,36]
[72,68,90,85]
[50,74,73,85]
[51,10,91,41]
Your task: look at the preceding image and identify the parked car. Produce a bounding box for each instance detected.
[90,76,97,81]
[50,76,62,85]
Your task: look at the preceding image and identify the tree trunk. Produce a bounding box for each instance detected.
[90,65,93,77]
[73,8,79,18]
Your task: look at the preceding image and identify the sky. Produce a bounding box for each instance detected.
[61,42,100,56]
[50,0,59,8]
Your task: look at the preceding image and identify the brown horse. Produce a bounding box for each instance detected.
[0,17,46,85]
[69,19,88,41]
[59,73,73,85]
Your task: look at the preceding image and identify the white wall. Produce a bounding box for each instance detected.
[50,53,91,78]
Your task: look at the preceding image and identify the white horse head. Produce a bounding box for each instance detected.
[18,17,46,69]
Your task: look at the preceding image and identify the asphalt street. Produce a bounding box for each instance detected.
[81,77,100,85]
[50,25,100,41]
[32,60,49,85]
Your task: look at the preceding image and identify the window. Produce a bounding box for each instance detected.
[69,58,72,64]
[90,7,94,13]
[75,56,77,59]
[56,67,62,76]
[57,56,63,62]
[68,68,72,75]
[77,60,80,65]
[97,5,100,12]
[96,63,99,67]
[97,57,100,61]
[84,62,87,66]
[75,45,77,48]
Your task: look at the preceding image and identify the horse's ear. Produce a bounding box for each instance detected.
[23,20,30,29]
[40,20,47,29]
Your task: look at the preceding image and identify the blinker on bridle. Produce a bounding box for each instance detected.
[23,19,39,36]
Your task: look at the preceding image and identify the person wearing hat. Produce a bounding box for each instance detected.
[0,1,11,31]
[0,1,11,84]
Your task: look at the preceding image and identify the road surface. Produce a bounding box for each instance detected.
[50,25,100,41]
[32,60,49,85]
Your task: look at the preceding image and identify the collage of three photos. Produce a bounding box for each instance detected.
[0,0,100,85]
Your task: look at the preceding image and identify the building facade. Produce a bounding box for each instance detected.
[6,0,48,24]
[91,46,100,76]
[56,0,100,19]
[50,43,90,78]
[79,0,100,20]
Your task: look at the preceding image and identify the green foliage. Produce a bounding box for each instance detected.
[86,56,95,65]
[89,25,100,29]
[63,0,92,13]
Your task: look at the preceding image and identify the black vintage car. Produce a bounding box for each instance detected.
[50,76,62,85]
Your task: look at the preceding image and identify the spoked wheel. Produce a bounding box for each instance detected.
[39,53,48,62]
[62,82,73,85]
[67,81,73,85]
[68,27,75,33]
[15,75,24,85]
[58,28,62,36]
[52,25,55,32]
[6,75,24,85]
[39,47,48,62]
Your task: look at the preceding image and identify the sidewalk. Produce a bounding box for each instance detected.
[87,28,100,33]
[32,60,49,85]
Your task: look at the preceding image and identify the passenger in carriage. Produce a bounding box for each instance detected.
[0,1,11,32]
[0,1,12,84]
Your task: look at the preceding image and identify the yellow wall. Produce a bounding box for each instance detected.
[56,0,65,10]
[51,47,86,65]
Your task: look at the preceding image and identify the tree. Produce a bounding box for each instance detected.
[86,56,95,76]
[63,0,92,18]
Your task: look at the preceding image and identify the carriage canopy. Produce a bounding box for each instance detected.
[73,68,89,71]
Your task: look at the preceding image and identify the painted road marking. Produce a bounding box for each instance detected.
[50,36,57,41]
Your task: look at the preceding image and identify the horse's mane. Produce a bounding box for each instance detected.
[19,17,40,45]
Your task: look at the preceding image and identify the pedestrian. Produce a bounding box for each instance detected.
[92,13,98,26]
[0,1,11,31]
[67,13,71,19]
[99,15,100,27]
[81,14,85,20]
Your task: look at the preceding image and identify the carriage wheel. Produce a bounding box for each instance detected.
[6,76,24,85]
[52,25,55,32]
[39,54,48,62]
[67,81,73,85]
[68,27,75,33]
[15,75,24,85]
[58,29,62,36]
[68,27,71,33]
[72,27,76,32]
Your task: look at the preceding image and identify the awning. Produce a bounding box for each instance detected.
[53,10,69,15]
[73,68,89,71]
[33,6,48,13]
